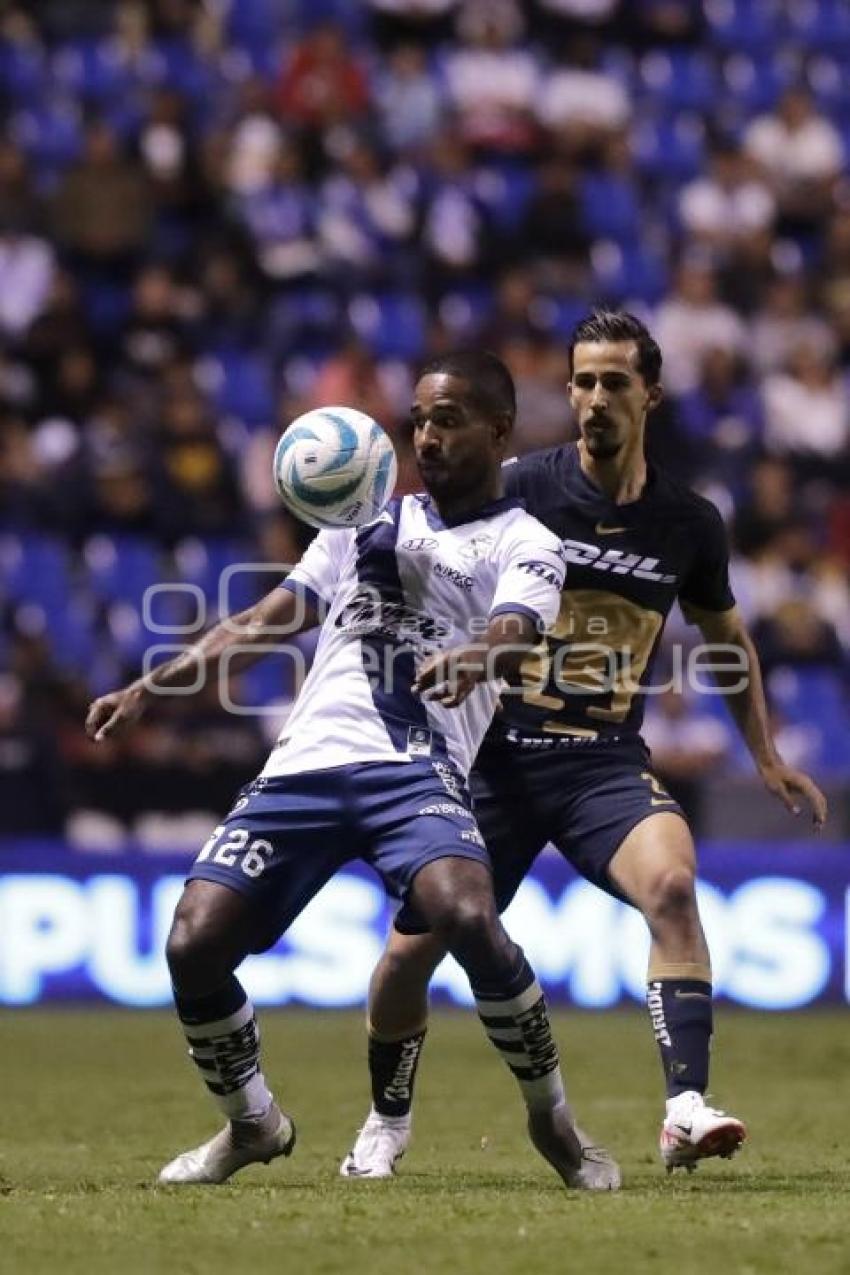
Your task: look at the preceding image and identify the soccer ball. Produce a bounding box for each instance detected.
[273,405,398,530]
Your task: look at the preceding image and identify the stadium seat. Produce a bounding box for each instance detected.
[580,173,641,245]
[348,293,427,361]
[0,535,72,609]
[784,0,850,54]
[83,535,162,607]
[50,38,128,105]
[631,113,706,182]
[704,0,783,54]
[202,351,276,430]
[635,51,718,114]
[718,53,794,119]
[591,240,668,305]
[0,37,48,105]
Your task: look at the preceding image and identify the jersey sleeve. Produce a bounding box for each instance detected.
[280,528,353,610]
[489,515,566,631]
[678,502,736,616]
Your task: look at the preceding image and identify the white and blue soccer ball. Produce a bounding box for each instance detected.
[273,405,398,530]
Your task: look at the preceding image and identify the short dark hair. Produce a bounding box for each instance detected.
[568,310,662,386]
[419,349,517,423]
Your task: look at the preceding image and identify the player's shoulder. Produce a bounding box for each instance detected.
[650,464,727,532]
[503,442,576,497]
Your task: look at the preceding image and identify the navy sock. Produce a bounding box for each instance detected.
[369,1030,427,1117]
[473,951,566,1112]
[647,978,713,1098]
[173,975,273,1119]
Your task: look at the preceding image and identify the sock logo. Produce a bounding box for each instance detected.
[383,1037,423,1105]
[516,997,559,1077]
[647,981,672,1048]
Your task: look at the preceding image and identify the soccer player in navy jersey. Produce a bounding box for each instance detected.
[85,351,617,1190]
[341,312,828,1179]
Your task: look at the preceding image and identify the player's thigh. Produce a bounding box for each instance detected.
[606,810,697,914]
[356,760,496,917]
[470,751,548,911]
[544,745,690,903]
[187,775,350,952]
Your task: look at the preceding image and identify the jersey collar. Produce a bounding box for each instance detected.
[415,492,526,530]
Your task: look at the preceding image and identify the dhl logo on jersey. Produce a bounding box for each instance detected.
[560,538,676,585]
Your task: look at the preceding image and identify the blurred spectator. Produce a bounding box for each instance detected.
[642,688,732,825]
[234,137,320,283]
[306,340,397,429]
[50,119,153,274]
[751,275,834,376]
[676,346,763,492]
[0,137,40,230]
[0,221,55,339]
[818,210,850,368]
[761,342,849,465]
[442,0,540,154]
[156,387,244,541]
[318,139,417,289]
[654,257,747,395]
[376,44,443,153]
[367,0,459,49]
[275,23,370,134]
[754,600,848,681]
[733,459,798,558]
[537,37,631,156]
[678,142,775,254]
[119,264,193,378]
[0,674,67,835]
[744,88,843,236]
[504,336,573,453]
[419,133,491,292]
[518,158,589,283]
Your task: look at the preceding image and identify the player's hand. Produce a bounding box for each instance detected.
[758,760,828,830]
[85,683,150,742]
[412,645,486,708]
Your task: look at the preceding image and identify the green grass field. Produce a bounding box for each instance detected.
[3,1009,848,1275]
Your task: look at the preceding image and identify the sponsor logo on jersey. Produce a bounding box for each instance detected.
[460,827,486,847]
[457,532,495,565]
[433,561,474,590]
[418,802,473,818]
[561,538,677,584]
[401,537,438,552]
[517,559,563,587]
[432,760,466,803]
[407,726,433,757]
[595,522,628,536]
[335,588,447,650]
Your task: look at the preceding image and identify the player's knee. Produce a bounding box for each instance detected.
[166,900,228,988]
[647,864,698,924]
[432,895,501,962]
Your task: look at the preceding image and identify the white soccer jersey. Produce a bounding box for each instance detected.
[261,493,566,780]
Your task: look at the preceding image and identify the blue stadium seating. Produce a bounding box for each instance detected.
[348,292,427,361]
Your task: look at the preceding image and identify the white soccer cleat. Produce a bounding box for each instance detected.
[340,1108,411,1179]
[158,1103,296,1185]
[660,1090,746,1173]
[571,1123,622,1191]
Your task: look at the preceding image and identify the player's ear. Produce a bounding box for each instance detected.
[646,382,663,412]
[492,412,512,450]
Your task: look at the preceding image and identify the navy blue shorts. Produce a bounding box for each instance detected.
[395,737,686,933]
[187,759,490,951]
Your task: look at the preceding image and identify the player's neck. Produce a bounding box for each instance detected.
[578,438,647,505]
[431,478,503,525]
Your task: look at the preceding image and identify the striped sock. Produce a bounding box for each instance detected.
[473,953,566,1113]
[173,976,274,1121]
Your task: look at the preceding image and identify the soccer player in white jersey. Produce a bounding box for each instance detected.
[85,351,613,1190]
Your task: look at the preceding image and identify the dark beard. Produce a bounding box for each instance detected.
[584,433,622,460]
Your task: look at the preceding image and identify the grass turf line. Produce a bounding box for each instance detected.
[2,1009,848,1275]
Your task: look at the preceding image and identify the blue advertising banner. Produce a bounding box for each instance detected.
[0,842,847,1009]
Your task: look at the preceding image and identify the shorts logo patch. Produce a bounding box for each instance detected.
[407,727,432,757]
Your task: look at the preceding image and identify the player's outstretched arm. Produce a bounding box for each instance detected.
[412,612,539,708]
[85,584,322,743]
[690,603,828,829]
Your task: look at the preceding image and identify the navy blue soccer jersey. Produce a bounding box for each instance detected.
[488,443,736,745]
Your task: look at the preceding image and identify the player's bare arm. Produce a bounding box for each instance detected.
[688,602,828,828]
[413,613,540,707]
[85,584,322,743]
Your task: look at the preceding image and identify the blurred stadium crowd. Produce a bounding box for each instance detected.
[1,0,849,844]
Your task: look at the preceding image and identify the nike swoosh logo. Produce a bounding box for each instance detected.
[595,522,628,535]
[673,1121,693,1136]
[674,991,711,1000]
